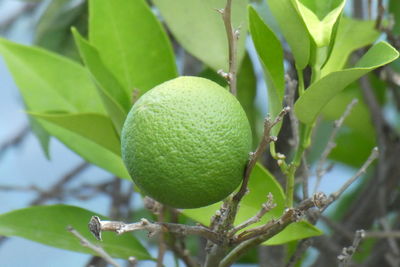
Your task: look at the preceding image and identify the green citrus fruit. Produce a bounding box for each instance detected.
[121,76,252,208]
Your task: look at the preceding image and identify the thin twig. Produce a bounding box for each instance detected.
[379,218,400,256]
[157,205,166,267]
[230,193,276,235]
[301,156,309,200]
[67,226,121,267]
[30,162,89,205]
[234,107,290,203]
[204,107,290,266]
[88,216,221,245]
[375,0,384,29]
[0,125,30,159]
[217,0,239,96]
[365,231,400,239]
[314,99,358,192]
[0,2,37,31]
[285,239,313,267]
[285,74,299,148]
[169,239,199,267]
[219,193,328,267]
[286,148,380,266]
[0,184,41,192]
[328,147,379,204]
[338,230,365,267]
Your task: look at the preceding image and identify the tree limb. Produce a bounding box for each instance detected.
[88,216,221,245]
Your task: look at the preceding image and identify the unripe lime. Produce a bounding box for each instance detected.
[121,76,252,208]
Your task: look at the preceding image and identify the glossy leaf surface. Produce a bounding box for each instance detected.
[322,17,380,76]
[72,28,129,134]
[0,205,151,260]
[0,39,129,178]
[295,42,399,124]
[30,113,121,156]
[292,0,345,47]
[237,53,258,147]
[267,0,310,69]
[153,0,248,71]
[89,0,177,94]
[248,6,284,136]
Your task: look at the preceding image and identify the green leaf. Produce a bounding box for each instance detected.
[266,221,322,245]
[30,113,121,156]
[248,6,284,136]
[0,205,151,260]
[35,0,86,60]
[72,28,129,135]
[183,163,322,245]
[40,119,129,178]
[0,39,129,178]
[321,83,374,139]
[0,38,105,114]
[267,0,310,69]
[89,0,177,94]
[321,17,380,76]
[237,53,259,148]
[28,116,51,159]
[295,42,399,124]
[330,130,375,167]
[152,0,248,71]
[291,0,345,47]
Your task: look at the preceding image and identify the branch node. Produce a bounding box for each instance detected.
[270,136,278,142]
[88,216,102,241]
[312,192,328,210]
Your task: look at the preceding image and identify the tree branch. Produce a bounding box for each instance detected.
[88,216,221,245]
[67,226,121,267]
[217,0,239,95]
[156,205,166,267]
[365,231,400,239]
[328,147,379,204]
[0,125,29,159]
[204,107,289,266]
[285,239,313,267]
[338,230,365,267]
[314,99,358,192]
[30,162,89,205]
[234,107,290,203]
[229,193,276,235]
[219,193,328,267]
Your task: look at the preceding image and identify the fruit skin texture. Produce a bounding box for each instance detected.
[121,76,252,208]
